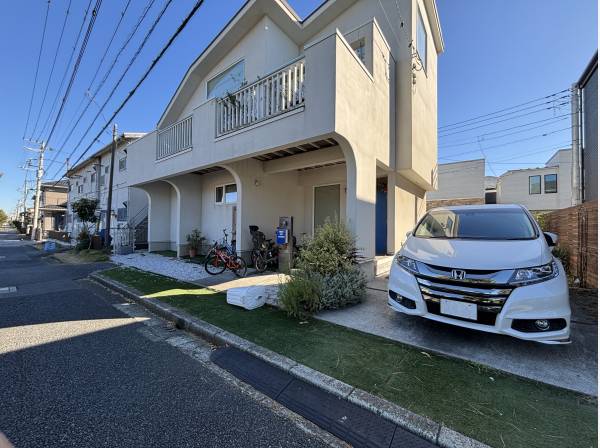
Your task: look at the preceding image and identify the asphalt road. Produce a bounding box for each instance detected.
[0,233,331,448]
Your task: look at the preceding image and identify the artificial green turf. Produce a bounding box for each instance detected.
[102,267,598,448]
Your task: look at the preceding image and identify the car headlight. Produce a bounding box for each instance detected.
[510,261,559,286]
[395,255,419,274]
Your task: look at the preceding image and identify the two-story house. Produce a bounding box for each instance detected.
[66,132,147,245]
[496,148,573,212]
[426,159,485,210]
[37,180,69,236]
[125,0,444,276]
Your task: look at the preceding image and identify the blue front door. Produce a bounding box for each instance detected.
[376,187,387,255]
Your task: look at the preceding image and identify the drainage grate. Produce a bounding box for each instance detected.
[211,347,435,448]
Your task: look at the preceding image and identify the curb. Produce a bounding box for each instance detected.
[90,272,491,448]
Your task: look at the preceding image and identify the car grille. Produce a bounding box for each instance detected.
[415,263,514,326]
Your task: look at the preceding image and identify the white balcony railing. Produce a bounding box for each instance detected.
[156,115,192,160]
[216,57,305,137]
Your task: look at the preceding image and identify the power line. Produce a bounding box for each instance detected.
[439,140,572,163]
[22,0,51,140]
[439,116,571,149]
[47,0,167,175]
[50,0,206,183]
[441,127,571,158]
[438,88,571,130]
[44,0,104,146]
[29,0,73,140]
[438,101,570,138]
[55,0,138,147]
[35,0,94,142]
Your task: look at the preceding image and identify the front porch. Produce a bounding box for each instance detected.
[136,140,419,277]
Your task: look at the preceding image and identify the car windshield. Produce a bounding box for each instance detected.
[414,209,537,240]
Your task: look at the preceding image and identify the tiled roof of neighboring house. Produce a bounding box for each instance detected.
[66,132,146,176]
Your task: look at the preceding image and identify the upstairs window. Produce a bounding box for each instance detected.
[351,38,366,63]
[91,173,96,183]
[119,157,127,171]
[207,60,245,99]
[117,207,128,222]
[416,9,427,72]
[544,174,558,193]
[529,175,541,195]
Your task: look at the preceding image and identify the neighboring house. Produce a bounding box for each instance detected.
[484,175,498,204]
[125,0,445,276]
[37,180,68,235]
[426,159,485,209]
[572,51,597,204]
[496,148,572,212]
[66,133,148,246]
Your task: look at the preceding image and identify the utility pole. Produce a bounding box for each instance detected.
[104,124,117,249]
[20,161,31,227]
[30,142,46,241]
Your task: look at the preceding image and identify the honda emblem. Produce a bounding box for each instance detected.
[451,269,466,280]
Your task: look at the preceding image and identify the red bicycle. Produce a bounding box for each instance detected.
[204,230,247,277]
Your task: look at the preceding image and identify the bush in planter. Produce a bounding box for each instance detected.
[320,268,367,310]
[76,228,91,250]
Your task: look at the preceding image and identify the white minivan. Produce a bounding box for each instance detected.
[388,204,570,344]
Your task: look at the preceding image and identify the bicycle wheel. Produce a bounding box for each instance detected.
[204,253,226,275]
[255,254,268,273]
[230,255,247,278]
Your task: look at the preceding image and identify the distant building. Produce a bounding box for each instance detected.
[573,51,597,204]
[66,133,148,247]
[37,180,68,235]
[426,159,485,209]
[496,149,572,212]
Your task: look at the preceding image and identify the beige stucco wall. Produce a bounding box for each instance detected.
[426,159,485,201]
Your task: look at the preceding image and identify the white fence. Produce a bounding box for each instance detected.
[216,58,305,137]
[156,115,193,160]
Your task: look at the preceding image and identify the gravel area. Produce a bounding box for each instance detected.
[111,252,212,282]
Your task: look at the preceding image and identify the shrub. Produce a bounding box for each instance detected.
[279,220,366,319]
[552,246,570,277]
[532,211,551,232]
[278,272,322,320]
[297,219,359,276]
[320,268,367,310]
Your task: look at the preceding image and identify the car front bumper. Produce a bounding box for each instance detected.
[387,260,571,344]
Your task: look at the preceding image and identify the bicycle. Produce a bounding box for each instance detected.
[204,229,247,277]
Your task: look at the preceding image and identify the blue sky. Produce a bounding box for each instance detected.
[0,0,597,214]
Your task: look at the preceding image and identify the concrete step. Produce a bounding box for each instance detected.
[374,256,394,277]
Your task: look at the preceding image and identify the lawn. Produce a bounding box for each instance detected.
[101,267,597,448]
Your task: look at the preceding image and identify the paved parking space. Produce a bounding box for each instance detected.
[318,277,598,396]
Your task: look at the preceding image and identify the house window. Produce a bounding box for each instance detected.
[215,183,237,204]
[117,207,127,222]
[544,174,558,193]
[77,185,83,194]
[91,173,96,183]
[83,176,87,184]
[207,60,245,99]
[529,175,541,194]
[416,8,427,72]
[105,166,109,174]
[119,157,127,171]
[351,38,366,63]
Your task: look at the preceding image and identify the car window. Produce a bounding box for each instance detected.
[414,209,536,240]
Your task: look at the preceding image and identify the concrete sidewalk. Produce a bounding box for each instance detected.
[317,277,598,396]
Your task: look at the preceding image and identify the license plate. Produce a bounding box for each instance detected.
[440,300,477,320]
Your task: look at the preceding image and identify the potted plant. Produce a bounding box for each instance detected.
[186,229,204,258]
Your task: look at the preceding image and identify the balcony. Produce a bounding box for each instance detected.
[215,57,305,137]
[156,115,193,160]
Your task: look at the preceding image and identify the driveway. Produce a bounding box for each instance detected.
[317,276,598,396]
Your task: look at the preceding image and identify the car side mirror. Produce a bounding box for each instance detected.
[544,232,558,247]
